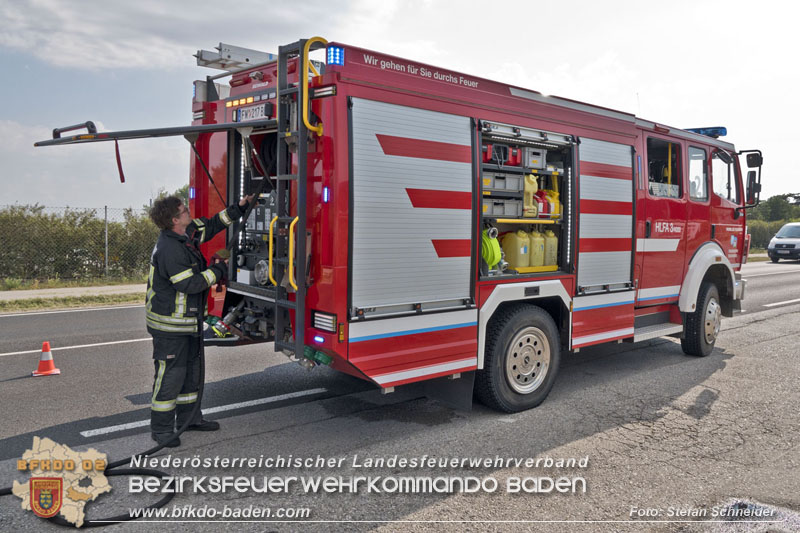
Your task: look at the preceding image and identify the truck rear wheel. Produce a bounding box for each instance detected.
[681,282,720,357]
[476,305,560,412]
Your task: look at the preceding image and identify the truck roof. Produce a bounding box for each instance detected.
[329,42,737,151]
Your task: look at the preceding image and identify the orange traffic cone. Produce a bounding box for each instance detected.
[32,341,60,377]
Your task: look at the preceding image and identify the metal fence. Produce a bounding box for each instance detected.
[0,205,158,282]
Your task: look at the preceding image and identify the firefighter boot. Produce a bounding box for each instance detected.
[151,432,181,448]
[186,419,220,432]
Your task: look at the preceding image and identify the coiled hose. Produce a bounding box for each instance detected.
[0,315,208,528]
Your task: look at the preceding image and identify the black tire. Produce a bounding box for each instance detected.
[681,282,721,357]
[475,304,561,412]
[770,256,780,263]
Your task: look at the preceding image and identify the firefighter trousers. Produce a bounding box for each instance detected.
[150,335,203,435]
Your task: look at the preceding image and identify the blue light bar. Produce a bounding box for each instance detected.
[323,186,330,203]
[327,46,345,66]
[189,187,195,199]
[313,335,324,344]
[686,127,727,138]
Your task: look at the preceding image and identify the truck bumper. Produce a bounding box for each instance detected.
[768,247,800,260]
[734,273,746,301]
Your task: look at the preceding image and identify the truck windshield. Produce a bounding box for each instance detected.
[776,225,800,238]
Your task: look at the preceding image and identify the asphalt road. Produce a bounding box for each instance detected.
[0,261,798,531]
[736,259,800,312]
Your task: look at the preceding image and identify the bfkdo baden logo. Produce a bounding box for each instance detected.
[13,437,111,527]
[30,477,63,518]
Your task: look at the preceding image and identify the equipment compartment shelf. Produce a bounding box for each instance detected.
[481,163,525,174]
[482,191,523,199]
[525,168,565,176]
[481,163,565,176]
[488,217,562,224]
[511,265,559,273]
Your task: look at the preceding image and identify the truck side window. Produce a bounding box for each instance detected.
[711,150,739,204]
[647,138,682,198]
[688,146,708,201]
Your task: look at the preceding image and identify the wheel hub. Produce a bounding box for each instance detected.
[704,297,721,344]
[505,326,550,394]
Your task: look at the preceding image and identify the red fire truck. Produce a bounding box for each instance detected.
[37,38,763,412]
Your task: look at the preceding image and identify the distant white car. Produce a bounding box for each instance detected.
[767,222,800,262]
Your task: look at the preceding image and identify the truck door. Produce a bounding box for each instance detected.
[709,148,745,266]
[638,136,687,305]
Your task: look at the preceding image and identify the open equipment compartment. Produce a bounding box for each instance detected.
[478,120,575,278]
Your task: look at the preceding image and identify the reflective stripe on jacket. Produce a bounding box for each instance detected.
[146,204,245,337]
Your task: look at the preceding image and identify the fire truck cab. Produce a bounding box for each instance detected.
[38,38,764,412]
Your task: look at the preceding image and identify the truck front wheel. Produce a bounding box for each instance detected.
[681,282,721,357]
[476,305,560,412]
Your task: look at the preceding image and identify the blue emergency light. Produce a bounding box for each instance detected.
[189,187,195,199]
[686,127,727,138]
[313,336,324,344]
[327,46,345,66]
[323,186,330,203]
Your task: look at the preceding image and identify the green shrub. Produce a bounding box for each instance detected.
[2,277,22,290]
[748,219,797,249]
[0,205,158,281]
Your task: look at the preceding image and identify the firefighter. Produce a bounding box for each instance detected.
[146,194,253,447]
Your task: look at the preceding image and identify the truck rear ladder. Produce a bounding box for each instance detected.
[270,38,326,358]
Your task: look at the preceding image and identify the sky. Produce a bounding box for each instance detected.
[1,0,797,209]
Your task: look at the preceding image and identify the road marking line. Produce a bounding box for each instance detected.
[80,388,328,438]
[0,304,144,318]
[744,271,800,278]
[80,420,151,437]
[763,298,800,308]
[0,338,151,358]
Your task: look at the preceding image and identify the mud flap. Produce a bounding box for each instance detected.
[423,371,475,411]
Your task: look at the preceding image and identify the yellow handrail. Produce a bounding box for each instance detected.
[302,36,328,137]
[667,143,672,186]
[288,216,299,290]
[268,216,278,285]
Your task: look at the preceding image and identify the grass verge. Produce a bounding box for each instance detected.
[1,293,145,313]
[1,276,147,291]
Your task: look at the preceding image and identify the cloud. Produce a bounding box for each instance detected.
[0,0,355,70]
[2,0,798,201]
[0,120,187,208]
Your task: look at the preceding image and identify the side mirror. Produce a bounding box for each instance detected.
[746,153,763,168]
[746,170,761,205]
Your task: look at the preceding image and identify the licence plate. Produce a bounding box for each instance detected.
[237,104,267,122]
[778,250,790,254]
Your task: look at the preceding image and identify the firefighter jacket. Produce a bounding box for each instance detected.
[146,204,246,337]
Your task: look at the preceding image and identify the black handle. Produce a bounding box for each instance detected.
[52,121,97,139]
[645,220,651,238]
